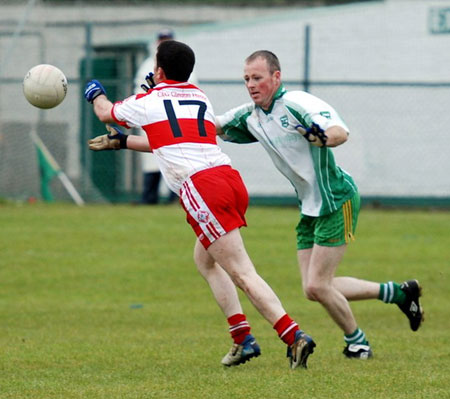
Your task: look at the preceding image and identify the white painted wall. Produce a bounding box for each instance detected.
[176,1,450,198]
[1,1,448,200]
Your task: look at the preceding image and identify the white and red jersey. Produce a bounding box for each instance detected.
[111,80,231,193]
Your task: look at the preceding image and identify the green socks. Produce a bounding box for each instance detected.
[345,282,407,347]
[379,281,406,304]
[345,328,368,346]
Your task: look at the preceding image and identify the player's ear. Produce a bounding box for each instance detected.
[273,70,281,82]
[155,66,166,82]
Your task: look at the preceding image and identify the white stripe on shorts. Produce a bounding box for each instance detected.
[181,177,226,244]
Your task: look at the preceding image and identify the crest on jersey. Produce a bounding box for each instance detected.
[280,115,289,127]
[197,210,210,224]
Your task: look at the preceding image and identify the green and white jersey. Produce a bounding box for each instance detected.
[217,85,357,217]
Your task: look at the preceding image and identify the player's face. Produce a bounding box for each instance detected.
[244,57,281,110]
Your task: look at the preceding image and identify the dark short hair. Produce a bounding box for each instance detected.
[245,50,281,74]
[156,40,195,82]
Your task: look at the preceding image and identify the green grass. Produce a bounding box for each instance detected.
[0,203,449,398]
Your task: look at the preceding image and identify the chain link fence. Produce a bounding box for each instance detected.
[1,1,449,206]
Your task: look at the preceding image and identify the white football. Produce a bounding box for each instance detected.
[23,64,68,109]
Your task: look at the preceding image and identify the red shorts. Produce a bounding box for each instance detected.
[180,165,248,249]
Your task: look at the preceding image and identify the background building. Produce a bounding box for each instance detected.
[0,0,448,206]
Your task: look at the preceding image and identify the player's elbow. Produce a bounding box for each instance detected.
[339,130,349,145]
[326,126,348,147]
[98,112,113,124]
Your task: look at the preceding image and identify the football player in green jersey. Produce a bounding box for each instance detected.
[212,50,424,359]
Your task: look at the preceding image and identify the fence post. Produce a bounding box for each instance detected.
[82,22,93,196]
[303,24,311,92]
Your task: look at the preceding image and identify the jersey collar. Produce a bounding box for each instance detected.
[153,80,199,90]
[258,84,287,114]
[159,79,185,85]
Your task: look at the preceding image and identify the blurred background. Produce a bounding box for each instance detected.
[0,0,449,207]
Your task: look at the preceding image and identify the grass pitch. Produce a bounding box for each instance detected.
[0,203,449,399]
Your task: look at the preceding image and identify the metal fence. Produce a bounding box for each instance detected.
[1,1,449,207]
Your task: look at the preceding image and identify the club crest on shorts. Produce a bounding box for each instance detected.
[197,210,210,223]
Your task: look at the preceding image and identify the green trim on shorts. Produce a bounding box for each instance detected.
[296,192,360,250]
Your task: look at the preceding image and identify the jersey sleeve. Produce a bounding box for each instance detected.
[284,91,349,133]
[111,94,146,129]
[217,103,258,144]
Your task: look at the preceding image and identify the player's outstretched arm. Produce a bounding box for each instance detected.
[215,117,234,142]
[93,95,114,124]
[84,79,114,123]
[126,134,152,152]
[88,125,128,151]
[324,125,348,147]
[296,123,348,148]
[88,125,151,152]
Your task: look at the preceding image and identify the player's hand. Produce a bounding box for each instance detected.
[140,72,156,92]
[88,125,128,151]
[84,79,106,103]
[296,122,328,147]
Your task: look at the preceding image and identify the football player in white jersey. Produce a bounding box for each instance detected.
[215,50,424,359]
[134,28,182,204]
[84,41,316,369]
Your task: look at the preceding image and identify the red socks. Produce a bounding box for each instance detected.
[228,313,299,346]
[227,314,251,344]
[273,314,299,346]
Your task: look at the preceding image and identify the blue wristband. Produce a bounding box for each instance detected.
[84,79,106,103]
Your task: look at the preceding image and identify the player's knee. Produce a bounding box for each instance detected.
[194,255,214,277]
[304,282,327,302]
[303,285,318,301]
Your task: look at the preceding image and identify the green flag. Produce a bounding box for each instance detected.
[30,130,84,206]
[35,142,59,202]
